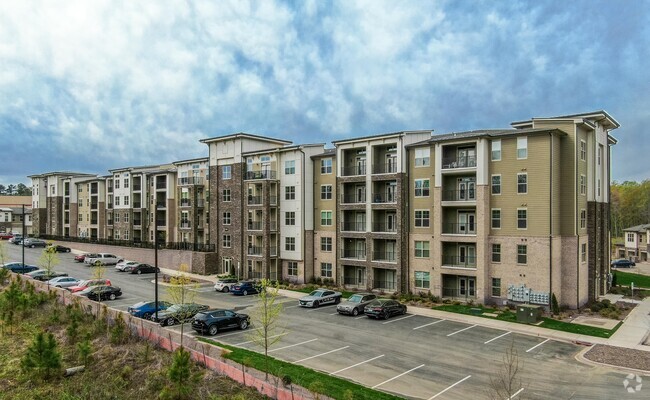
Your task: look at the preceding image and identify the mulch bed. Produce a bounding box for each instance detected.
[584,344,650,372]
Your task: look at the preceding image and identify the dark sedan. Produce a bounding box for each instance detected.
[152,303,209,326]
[128,300,173,320]
[2,262,39,274]
[48,245,71,253]
[85,285,122,301]
[611,259,635,268]
[192,309,250,335]
[126,263,160,275]
[230,281,260,296]
[364,299,407,320]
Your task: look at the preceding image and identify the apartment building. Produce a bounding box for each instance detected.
[619,224,650,261]
[74,177,106,239]
[0,207,32,235]
[312,149,338,283]
[173,158,209,245]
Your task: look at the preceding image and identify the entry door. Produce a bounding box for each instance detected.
[356,241,366,258]
[355,213,366,231]
[459,277,476,297]
[357,268,365,285]
[386,154,397,173]
[387,213,396,232]
[356,185,365,202]
[356,158,366,175]
[386,182,396,202]
[457,212,476,234]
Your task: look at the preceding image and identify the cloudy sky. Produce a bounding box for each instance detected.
[1,0,649,186]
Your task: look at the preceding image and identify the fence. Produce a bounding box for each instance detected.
[39,235,215,253]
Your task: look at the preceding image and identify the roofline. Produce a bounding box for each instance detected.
[331,130,432,145]
[172,156,209,166]
[108,164,162,173]
[200,132,292,145]
[27,171,95,179]
[511,110,620,130]
[406,128,564,147]
[242,143,326,156]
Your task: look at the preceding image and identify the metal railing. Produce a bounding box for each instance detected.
[133,202,141,209]
[441,189,476,201]
[442,287,476,299]
[341,194,366,204]
[177,177,204,186]
[441,222,476,235]
[270,246,278,257]
[248,246,263,256]
[341,165,366,176]
[245,170,277,180]
[133,184,142,191]
[90,219,98,225]
[270,221,278,231]
[107,186,113,193]
[248,196,262,205]
[180,221,191,228]
[107,203,113,209]
[156,219,166,227]
[441,255,477,268]
[372,251,396,262]
[156,182,167,189]
[372,162,398,174]
[180,199,191,207]
[133,220,142,227]
[341,249,366,259]
[156,202,166,209]
[196,199,205,208]
[248,221,262,230]
[442,155,477,169]
[372,280,396,290]
[107,220,113,226]
[38,234,215,252]
[90,202,98,210]
[344,277,367,286]
[372,222,397,233]
[341,222,365,232]
[371,192,396,203]
[64,202,70,210]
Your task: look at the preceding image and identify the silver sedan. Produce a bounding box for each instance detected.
[47,276,81,288]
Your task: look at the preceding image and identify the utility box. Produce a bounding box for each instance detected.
[516,304,543,323]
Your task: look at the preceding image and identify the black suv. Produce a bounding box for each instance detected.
[192,309,250,336]
[611,259,636,268]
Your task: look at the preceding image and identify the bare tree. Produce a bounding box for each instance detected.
[91,261,106,318]
[487,339,526,399]
[0,240,7,266]
[246,278,284,380]
[38,246,60,287]
[166,263,199,348]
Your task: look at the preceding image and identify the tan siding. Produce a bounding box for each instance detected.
[313,155,337,232]
[408,144,435,231]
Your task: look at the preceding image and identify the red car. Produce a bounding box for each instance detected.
[0,232,14,240]
[68,278,112,293]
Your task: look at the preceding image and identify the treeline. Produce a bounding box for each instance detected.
[0,183,31,196]
[611,180,650,238]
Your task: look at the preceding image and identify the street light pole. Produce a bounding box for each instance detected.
[21,204,25,267]
[154,221,159,321]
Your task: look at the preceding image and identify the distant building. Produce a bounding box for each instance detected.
[619,224,650,261]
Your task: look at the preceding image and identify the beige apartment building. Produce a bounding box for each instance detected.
[312,149,338,283]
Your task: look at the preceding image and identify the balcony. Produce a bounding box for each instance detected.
[180,221,191,229]
[270,221,278,231]
[107,219,113,226]
[372,251,396,263]
[372,162,398,174]
[90,219,98,225]
[180,199,191,207]
[372,280,396,291]
[341,165,366,176]
[90,187,98,195]
[196,199,205,208]
[248,221,263,231]
[156,202,166,209]
[107,203,113,209]
[156,182,167,190]
[156,219,166,227]
[245,170,277,180]
[178,177,204,186]
[442,223,476,235]
[64,202,70,210]
[270,246,278,257]
[344,276,367,287]
[133,220,142,227]
[442,155,476,169]
[133,184,142,191]
[371,192,396,204]
[341,221,366,232]
[90,202,98,210]
[107,186,113,193]
[248,246,263,256]
[441,189,476,202]
[341,249,366,260]
[372,222,397,233]
[442,255,477,269]
[133,202,141,209]
[341,194,366,204]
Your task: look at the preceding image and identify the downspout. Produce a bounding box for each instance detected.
[300,147,306,283]
[549,132,553,309]
[576,132,580,308]
[404,141,411,294]
[240,140,245,277]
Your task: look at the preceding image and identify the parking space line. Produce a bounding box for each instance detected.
[284,305,300,309]
[526,338,550,353]
[508,388,524,399]
[371,364,425,389]
[215,328,260,339]
[307,307,333,312]
[484,331,511,344]
[447,324,477,337]
[234,333,287,346]
[413,319,445,330]
[293,346,349,364]
[268,338,318,353]
[382,314,415,325]
[329,312,339,315]
[330,354,385,375]
[428,375,471,399]
[355,315,366,320]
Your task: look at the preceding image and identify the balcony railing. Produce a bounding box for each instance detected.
[372,162,398,174]
[341,249,366,259]
[64,190,70,196]
[372,192,396,203]
[441,255,477,268]
[90,188,98,195]
[107,220,113,226]
[64,218,69,224]
[344,277,367,286]
[341,222,365,232]
[270,221,278,231]
[107,186,113,193]
[372,251,396,262]
[156,219,166,227]
[372,280,396,290]
[342,164,366,176]
[133,184,142,191]
[248,221,262,230]
[442,155,477,169]
[64,202,70,210]
[180,199,191,207]
[248,246,263,256]
[248,196,262,205]
[156,182,167,189]
[178,177,204,186]
[441,189,476,202]
[156,202,166,209]
[133,220,142,227]
[90,202,98,210]
[442,287,476,298]
[196,199,205,208]
[245,170,277,180]
[341,194,366,204]
[180,221,191,228]
[133,202,141,209]
[372,222,397,233]
[441,222,476,235]
[107,203,113,209]
[90,219,98,225]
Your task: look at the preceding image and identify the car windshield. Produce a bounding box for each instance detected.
[348,294,363,303]
[308,291,324,297]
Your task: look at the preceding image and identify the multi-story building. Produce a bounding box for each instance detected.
[74,178,106,239]
[312,149,337,283]
[619,224,650,261]
[173,158,209,245]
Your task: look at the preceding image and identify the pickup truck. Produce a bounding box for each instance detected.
[84,253,123,266]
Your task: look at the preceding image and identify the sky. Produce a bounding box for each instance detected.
[1,0,649,186]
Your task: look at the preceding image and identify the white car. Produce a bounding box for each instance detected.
[8,234,22,244]
[298,289,343,308]
[214,278,239,293]
[115,260,139,272]
[84,253,123,266]
[47,276,81,288]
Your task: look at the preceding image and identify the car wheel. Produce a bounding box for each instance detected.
[352,308,360,316]
[383,311,390,320]
[142,312,152,320]
[30,245,35,248]
[208,325,219,336]
[166,317,175,326]
[223,286,229,293]
[137,270,142,275]
[109,293,116,300]
[402,307,407,315]
[243,290,248,296]
[240,320,249,330]
[313,301,320,308]
[66,249,71,253]
[335,297,341,304]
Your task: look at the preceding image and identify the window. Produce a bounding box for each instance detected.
[414,241,430,258]
[491,209,501,229]
[517,245,527,264]
[627,233,634,242]
[581,243,587,262]
[321,185,332,200]
[492,244,501,262]
[517,136,527,159]
[115,213,120,223]
[285,212,296,226]
[491,140,501,161]
[78,214,82,222]
[415,271,430,289]
[115,180,120,189]
[414,148,430,167]
[321,158,332,174]
[320,237,332,252]
[78,186,82,193]
[222,189,231,202]
[284,186,295,200]
[580,209,586,229]
[222,212,231,225]
[124,213,129,223]
[321,211,332,226]
[124,178,129,188]
[285,160,295,174]
[580,140,586,161]
[414,179,430,197]
[222,235,231,248]
[598,145,603,166]
[491,175,501,195]
[287,261,298,276]
[580,175,586,195]
[414,210,430,227]
[517,173,527,194]
[597,179,601,197]
[285,237,295,251]
[124,195,129,206]
[517,208,527,229]
[491,278,502,297]
[321,262,332,278]
[123,230,129,240]
[115,230,120,240]
[222,165,231,179]
[115,197,120,206]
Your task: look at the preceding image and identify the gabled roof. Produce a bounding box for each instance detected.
[200,132,291,145]
[311,148,336,159]
[623,224,650,233]
[511,110,619,130]
[27,171,95,179]
[407,127,564,147]
[332,130,432,145]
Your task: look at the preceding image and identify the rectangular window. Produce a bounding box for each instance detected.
[517,208,527,229]
[222,212,231,225]
[115,197,120,206]
[285,186,296,200]
[124,213,129,223]
[580,140,587,161]
[320,185,332,200]
[517,245,527,264]
[222,165,231,180]
[414,241,430,258]
[115,180,120,189]
[285,211,296,226]
[284,160,295,174]
[580,175,586,195]
[78,214,82,222]
[491,209,501,229]
[492,244,501,262]
[414,210,430,227]
[627,233,634,242]
[517,136,528,159]
[414,179,430,197]
[115,213,120,223]
[415,271,430,289]
[285,237,295,251]
[581,243,587,262]
[321,158,332,174]
[287,261,298,276]
[123,230,129,240]
[414,148,430,167]
[320,237,332,252]
[517,173,527,194]
[491,278,502,297]
[321,262,333,278]
[222,189,231,202]
[491,139,501,161]
[320,211,332,226]
[580,209,586,229]
[222,235,231,248]
[491,175,501,195]
[124,195,129,205]
[124,178,129,188]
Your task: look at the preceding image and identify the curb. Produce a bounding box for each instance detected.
[575,346,650,376]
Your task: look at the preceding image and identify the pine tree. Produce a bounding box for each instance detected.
[21,331,62,380]
[611,272,618,288]
[551,293,560,316]
[160,347,195,400]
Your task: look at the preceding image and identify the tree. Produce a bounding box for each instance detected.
[91,261,106,318]
[0,280,25,335]
[38,246,60,286]
[487,340,525,400]
[160,347,199,400]
[5,184,15,195]
[0,240,7,267]
[166,264,198,348]
[21,331,62,380]
[551,293,560,316]
[16,183,31,196]
[246,278,284,380]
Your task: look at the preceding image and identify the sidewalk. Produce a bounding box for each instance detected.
[608,297,650,350]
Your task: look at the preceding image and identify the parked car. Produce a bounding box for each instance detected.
[12,237,24,245]
[47,276,81,288]
[152,303,209,326]
[128,300,173,320]
[8,234,22,244]
[214,278,238,293]
[68,278,112,293]
[336,293,377,316]
[299,288,342,308]
[84,253,123,266]
[230,281,260,296]
[126,263,160,274]
[1,262,39,274]
[26,269,68,281]
[85,285,122,301]
[75,253,100,263]
[611,259,635,268]
[364,299,407,320]
[47,245,71,253]
[0,232,14,240]
[192,309,250,335]
[115,260,139,272]
[23,238,47,248]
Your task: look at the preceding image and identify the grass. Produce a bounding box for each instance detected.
[199,338,403,400]
[613,270,650,289]
[432,304,622,338]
